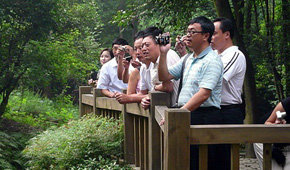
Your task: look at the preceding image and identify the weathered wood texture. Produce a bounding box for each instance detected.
[123,102,135,164]
[126,103,150,117]
[164,108,190,170]
[149,91,170,170]
[263,143,272,170]
[79,86,92,116]
[190,124,290,144]
[231,144,240,170]
[79,88,290,170]
[198,145,208,170]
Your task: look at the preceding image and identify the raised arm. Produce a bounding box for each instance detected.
[158,43,174,81]
[265,102,286,124]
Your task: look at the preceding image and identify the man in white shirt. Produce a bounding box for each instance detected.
[211,17,246,124]
[140,26,180,109]
[97,38,129,98]
[211,17,247,170]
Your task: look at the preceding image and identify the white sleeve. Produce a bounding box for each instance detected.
[139,66,148,91]
[97,65,110,89]
[223,52,246,81]
[166,49,180,67]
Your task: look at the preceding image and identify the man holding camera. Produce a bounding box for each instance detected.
[140,26,180,109]
[97,38,129,98]
[158,16,224,169]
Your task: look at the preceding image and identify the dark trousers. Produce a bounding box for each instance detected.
[190,107,224,170]
[220,104,245,170]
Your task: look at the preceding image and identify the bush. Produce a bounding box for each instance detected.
[3,89,79,129]
[71,156,131,170]
[0,131,27,169]
[22,114,125,169]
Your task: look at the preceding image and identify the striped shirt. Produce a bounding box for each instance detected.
[168,46,223,108]
[217,46,246,105]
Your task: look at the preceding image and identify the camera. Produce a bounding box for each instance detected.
[155,34,170,45]
[125,56,132,62]
[276,111,287,120]
[118,46,126,51]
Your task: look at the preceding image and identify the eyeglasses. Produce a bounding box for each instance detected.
[185,30,205,35]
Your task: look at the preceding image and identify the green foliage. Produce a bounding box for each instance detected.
[0,131,30,169]
[71,156,131,170]
[22,30,98,97]
[22,114,124,169]
[3,89,79,129]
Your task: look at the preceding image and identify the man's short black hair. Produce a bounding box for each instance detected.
[134,30,145,41]
[188,16,214,43]
[112,38,129,47]
[213,17,234,39]
[143,26,163,43]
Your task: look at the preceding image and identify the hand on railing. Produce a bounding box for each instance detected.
[141,96,150,110]
[110,92,120,98]
[159,118,165,126]
[115,93,130,104]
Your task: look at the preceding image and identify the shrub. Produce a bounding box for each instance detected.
[3,89,79,129]
[0,131,26,169]
[71,156,131,170]
[22,114,125,169]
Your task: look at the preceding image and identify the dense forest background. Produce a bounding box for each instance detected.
[1,0,289,122]
[0,0,289,168]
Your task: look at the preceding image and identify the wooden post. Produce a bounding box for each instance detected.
[79,86,92,117]
[263,143,272,170]
[149,91,170,170]
[164,108,190,170]
[139,117,145,169]
[93,88,97,115]
[199,145,208,170]
[123,102,135,164]
[231,144,240,170]
[134,117,140,167]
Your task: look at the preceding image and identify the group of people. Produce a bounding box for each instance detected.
[88,15,289,170]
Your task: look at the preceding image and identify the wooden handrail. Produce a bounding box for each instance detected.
[190,124,290,144]
[79,86,290,170]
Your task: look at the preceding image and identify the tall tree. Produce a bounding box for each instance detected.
[0,0,56,117]
[213,0,260,125]
[281,0,290,97]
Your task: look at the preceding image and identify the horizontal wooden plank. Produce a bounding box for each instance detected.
[95,97,122,111]
[79,86,92,94]
[154,106,168,132]
[82,94,94,106]
[190,124,290,144]
[126,103,150,117]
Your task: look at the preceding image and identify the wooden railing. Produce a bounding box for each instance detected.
[79,86,290,170]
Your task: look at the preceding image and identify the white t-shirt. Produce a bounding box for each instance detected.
[140,63,153,91]
[97,58,128,93]
[218,46,246,105]
[140,49,180,105]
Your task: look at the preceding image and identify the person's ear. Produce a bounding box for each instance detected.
[203,32,210,42]
[225,31,230,39]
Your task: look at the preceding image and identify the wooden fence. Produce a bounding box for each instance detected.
[79,86,290,170]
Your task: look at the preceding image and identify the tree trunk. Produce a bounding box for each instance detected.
[282,0,290,97]
[213,0,258,158]
[213,0,260,123]
[265,0,284,101]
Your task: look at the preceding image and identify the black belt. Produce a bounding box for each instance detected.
[195,106,220,112]
[221,104,242,109]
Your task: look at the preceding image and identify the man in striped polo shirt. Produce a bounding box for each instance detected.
[211,17,247,170]
[158,16,224,170]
